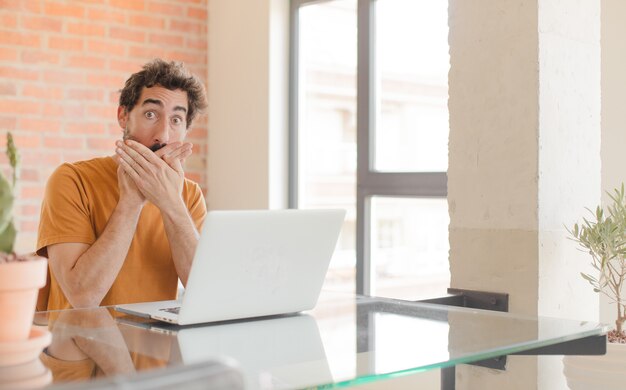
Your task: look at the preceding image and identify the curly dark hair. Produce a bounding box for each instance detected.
[119,59,208,128]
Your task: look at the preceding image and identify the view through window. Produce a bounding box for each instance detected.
[296,0,449,299]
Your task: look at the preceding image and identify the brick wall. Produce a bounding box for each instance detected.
[0,0,208,253]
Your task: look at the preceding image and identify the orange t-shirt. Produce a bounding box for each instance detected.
[36,157,207,311]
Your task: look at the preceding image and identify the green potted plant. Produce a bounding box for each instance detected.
[563,185,626,390]
[0,133,47,344]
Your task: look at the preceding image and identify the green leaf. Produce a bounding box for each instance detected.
[0,220,16,253]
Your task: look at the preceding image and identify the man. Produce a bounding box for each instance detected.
[37,59,208,310]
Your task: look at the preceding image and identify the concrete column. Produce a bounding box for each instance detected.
[448,0,600,388]
[600,0,626,327]
[207,0,288,210]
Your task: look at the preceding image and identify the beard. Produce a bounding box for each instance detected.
[123,126,164,152]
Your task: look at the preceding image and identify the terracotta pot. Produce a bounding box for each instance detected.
[0,257,47,342]
[563,341,626,390]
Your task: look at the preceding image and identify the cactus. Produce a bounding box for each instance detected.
[0,132,19,253]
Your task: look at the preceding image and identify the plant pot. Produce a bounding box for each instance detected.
[563,341,626,390]
[0,257,47,342]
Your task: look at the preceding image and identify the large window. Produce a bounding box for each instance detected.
[290,0,449,299]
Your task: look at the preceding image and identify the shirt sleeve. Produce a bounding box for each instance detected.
[37,164,96,257]
[184,180,207,233]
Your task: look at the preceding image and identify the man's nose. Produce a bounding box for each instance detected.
[153,120,169,144]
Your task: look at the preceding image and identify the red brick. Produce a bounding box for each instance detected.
[185,171,201,182]
[150,32,184,46]
[86,73,125,87]
[128,45,164,60]
[67,55,106,69]
[0,100,35,115]
[110,0,144,11]
[44,137,84,149]
[67,22,106,37]
[42,69,83,84]
[44,1,85,18]
[21,15,63,32]
[0,13,18,28]
[148,1,184,17]
[187,6,207,20]
[19,185,45,200]
[21,50,61,65]
[169,20,205,34]
[86,8,125,24]
[21,204,40,216]
[0,66,39,81]
[165,51,202,65]
[64,151,100,163]
[109,123,123,136]
[109,26,145,43]
[20,220,39,232]
[18,118,62,132]
[0,31,41,47]
[109,91,120,104]
[42,103,84,118]
[12,134,41,148]
[110,59,142,74]
[0,117,16,130]
[48,36,84,51]
[186,37,207,50]
[0,83,16,96]
[21,169,40,182]
[86,39,126,56]
[21,151,63,166]
[65,122,106,135]
[22,85,64,100]
[129,14,164,29]
[87,137,116,150]
[66,88,104,101]
[86,105,115,120]
[0,47,19,62]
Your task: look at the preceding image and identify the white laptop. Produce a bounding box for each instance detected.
[115,209,345,325]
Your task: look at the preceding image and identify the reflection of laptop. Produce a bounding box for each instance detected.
[117,314,332,390]
[115,209,345,325]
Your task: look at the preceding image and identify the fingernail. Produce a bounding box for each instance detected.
[116,148,122,154]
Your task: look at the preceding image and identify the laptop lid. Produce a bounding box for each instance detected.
[177,209,345,325]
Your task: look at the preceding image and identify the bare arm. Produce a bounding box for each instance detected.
[47,165,145,308]
[160,200,199,286]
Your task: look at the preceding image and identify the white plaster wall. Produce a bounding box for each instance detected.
[600,0,626,328]
[207,0,288,210]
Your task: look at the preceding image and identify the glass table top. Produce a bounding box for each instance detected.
[29,291,606,389]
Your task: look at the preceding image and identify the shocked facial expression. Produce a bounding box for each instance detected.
[117,86,189,150]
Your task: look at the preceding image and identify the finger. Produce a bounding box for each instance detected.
[165,146,192,162]
[162,152,186,174]
[154,142,183,159]
[159,142,192,160]
[116,146,147,176]
[123,140,165,168]
[117,155,143,184]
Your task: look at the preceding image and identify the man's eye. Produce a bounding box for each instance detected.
[145,111,156,119]
[172,117,183,126]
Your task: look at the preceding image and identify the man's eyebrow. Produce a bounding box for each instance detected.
[141,99,187,113]
[141,98,163,107]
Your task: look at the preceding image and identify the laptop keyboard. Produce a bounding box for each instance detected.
[159,307,180,315]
